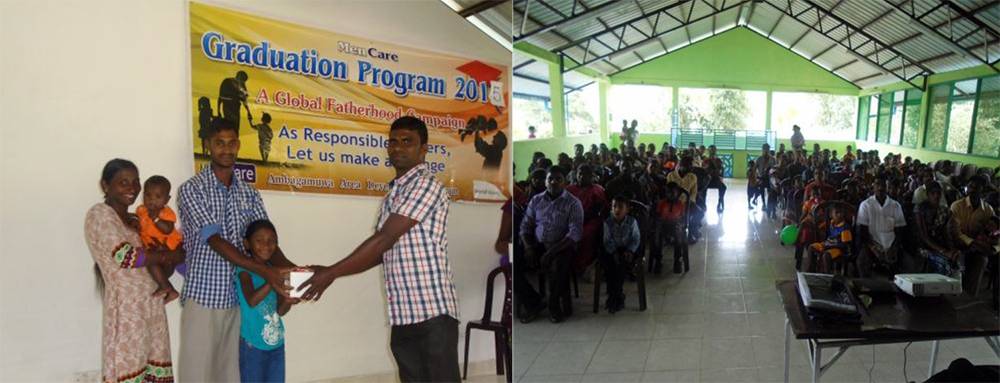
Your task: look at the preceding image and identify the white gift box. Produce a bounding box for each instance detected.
[289,270,314,298]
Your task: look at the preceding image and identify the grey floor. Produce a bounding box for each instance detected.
[513,179,1000,383]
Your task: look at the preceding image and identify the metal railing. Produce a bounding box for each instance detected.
[670,129,777,151]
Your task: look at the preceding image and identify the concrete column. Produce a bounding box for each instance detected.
[599,80,609,143]
[549,56,566,137]
[765,90,773,131]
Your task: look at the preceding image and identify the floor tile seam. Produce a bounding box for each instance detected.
[638,334,657,375]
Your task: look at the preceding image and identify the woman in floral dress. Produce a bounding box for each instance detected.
[84,159,183,383]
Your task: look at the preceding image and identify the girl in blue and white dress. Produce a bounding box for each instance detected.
[235,219,297,383]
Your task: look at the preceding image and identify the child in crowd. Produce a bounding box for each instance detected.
[747,159,758,209]
[236,220,296,382]
[656,183,688,274]
[135,175,185,295]
[249,112,274,162]
[805,206,853,273]
[602,194,641,314]
[782,177,805,227]
[795,187,827,270]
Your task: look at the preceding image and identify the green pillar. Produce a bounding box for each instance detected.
[672,87,680,129]
[599,80,609,144]
[765,91,772,131]
[916,79,931,149]
[549,56,566,137]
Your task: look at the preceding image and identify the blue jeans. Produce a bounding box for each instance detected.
[239,338,285,383]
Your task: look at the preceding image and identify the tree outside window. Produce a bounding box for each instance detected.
[566,84,599,136]
[971,76,999,157]
[679,88,765,131]
[945,79,978,154]
[513,96,552,141]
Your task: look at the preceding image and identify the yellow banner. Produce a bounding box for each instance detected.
[190,2,510,202]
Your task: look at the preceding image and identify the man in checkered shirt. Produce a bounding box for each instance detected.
[299,116,461,382]
[177,118,298,382]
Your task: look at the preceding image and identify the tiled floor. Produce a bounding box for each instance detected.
[513,180,1000,383]
[316,360,506,382]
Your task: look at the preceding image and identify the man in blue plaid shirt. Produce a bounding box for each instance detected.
[299,116,460,383]
[177,118,298,382]
[517,165,584,323]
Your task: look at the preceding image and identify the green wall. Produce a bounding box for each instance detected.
[611,28,859,96]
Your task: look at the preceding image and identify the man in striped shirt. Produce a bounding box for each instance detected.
[299,116,460,382]
[517,165,584,323]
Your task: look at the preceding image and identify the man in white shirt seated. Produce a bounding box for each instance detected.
[857,175,913,277]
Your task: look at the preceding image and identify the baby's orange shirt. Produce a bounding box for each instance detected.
[136,205,183,250]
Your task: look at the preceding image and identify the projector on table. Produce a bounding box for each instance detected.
[894,274,962,297]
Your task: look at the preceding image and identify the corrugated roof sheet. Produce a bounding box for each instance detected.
[514,0,996,85]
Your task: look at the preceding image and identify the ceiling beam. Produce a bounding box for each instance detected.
[519,0,532,36]
[514,0,626,43]
[852,72,883,83]
[562,0,750,73]
[565,81,596,95]
[788,0,845,50]
[855,1,998,66]
[767,0,792,39]
[810,43,837,61]
[513,58,536,71]
[941,0,1000,39]
[513,72,592,95]
[762,0,928,88]
[632,0,669,52]
[458,0,509,18]
[882,0,999,73]
[831,59,858,72]
[738,1,755,26]
[884,38,1000,73]
[553,0,692,52]
[514,6,608,74]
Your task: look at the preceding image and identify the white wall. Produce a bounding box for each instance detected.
[0,1,511,381]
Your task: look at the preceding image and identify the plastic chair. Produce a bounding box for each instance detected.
[463,265,512,382]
